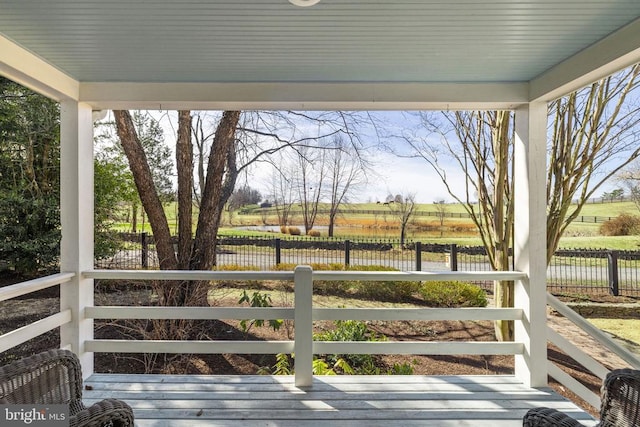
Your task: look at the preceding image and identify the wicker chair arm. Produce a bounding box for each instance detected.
[599,368,640,426]
[69,398,134,427]
[523,407,587,427]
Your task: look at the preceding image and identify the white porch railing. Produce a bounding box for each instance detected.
[83,267,527,387]
[4,265,636,408]
[0,272,75,353]
[546,293,640,408]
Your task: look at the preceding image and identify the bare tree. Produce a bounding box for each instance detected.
[114,110,181,272]
[326,136,366,237]
[547,64,640,262]
[398,63,640,341]
[295,146,326,234]
[396,110,514,340]
[112,110,377,372]
[191,111,219,207]
[270,166,296,228]
[433,199,448,237]
[618,162,640,212]
[117,110,374,265]
[387,192,417,246]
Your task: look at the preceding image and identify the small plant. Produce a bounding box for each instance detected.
[307,229,321,237]
[238,290,283,333]
[272,352,292,375]
[261,353,353,376]
[419,281,487,307]
[279,225,288,234]
[312,358,335,375]
[389,362,414,375]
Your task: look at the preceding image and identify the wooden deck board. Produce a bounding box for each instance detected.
[84,374,596,427]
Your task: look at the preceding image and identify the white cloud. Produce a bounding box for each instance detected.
[357,152,465,203]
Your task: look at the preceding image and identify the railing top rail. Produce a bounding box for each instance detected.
[0,272,75,302]
[85,269,526,283]
[547,292,640,370]
[84,269,296,281]
[314,270,526,282]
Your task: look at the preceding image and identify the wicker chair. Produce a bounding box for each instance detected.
[0,349,134,427]
[523,368,640,426]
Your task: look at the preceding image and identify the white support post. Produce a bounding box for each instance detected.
[294,265,313,387]
[513,102,548,387]
[60,101,95,378]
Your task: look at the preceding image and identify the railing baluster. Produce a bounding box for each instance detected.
[294,265,313,387]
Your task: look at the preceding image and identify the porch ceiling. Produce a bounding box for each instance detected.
[1,0,640,109]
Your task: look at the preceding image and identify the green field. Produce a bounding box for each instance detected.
[111,200,640,251]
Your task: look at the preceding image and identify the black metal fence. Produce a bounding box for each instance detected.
[94,233,640,297]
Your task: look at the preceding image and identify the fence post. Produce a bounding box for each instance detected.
[607,250,620,296]
[345,240,351,266]
[415,241,422,271]
[294,265,313,387]
[141,232,148,269]
[449,244,458,271]
[275,238,281,265]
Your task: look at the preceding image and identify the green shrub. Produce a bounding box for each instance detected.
[600,213,640,236]
[0,192,60,275]
[344,265,418,302]
[418,281,487,307]
[346,265,418,301]
[288,226,301,235]
[271,262,344,271]
[271,263,417,302]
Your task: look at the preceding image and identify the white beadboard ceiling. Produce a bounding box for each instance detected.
[1,0,640,108]
[1,0,639,84]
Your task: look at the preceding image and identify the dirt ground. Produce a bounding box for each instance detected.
[1,273,631,419]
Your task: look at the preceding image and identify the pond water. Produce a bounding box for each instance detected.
[236,225,478,240]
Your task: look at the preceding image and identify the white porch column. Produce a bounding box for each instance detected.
[60,101,94,377]
[513,102,547,387]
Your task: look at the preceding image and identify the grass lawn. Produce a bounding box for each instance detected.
[588,318,640,355]
[576,201,638,217]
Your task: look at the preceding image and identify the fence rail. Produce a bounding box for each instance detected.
[95,233,640,297]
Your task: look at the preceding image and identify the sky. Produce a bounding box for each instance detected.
[242,148,462,204]
[150,110,465,204]
[227,111,470,204]
[147,110,619,206]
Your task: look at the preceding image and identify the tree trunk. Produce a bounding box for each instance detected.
[191,111,241,271]
[114,110,178,270]
[492,112,514,341]
[131,202,138,233]
[176,111,193,270]
[328,212,336,237]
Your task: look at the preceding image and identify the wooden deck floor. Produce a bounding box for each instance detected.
[83,374,596,427]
